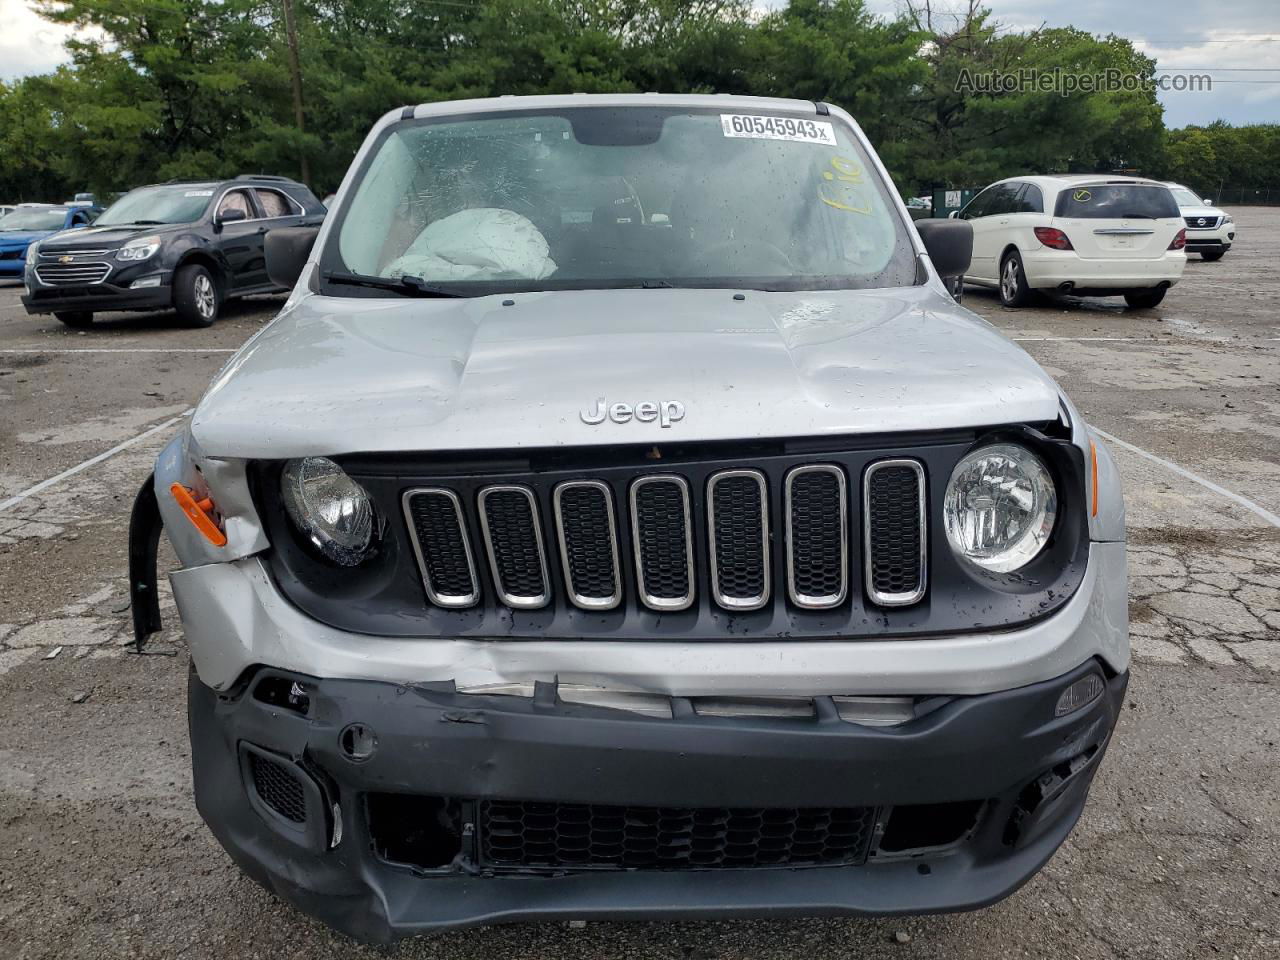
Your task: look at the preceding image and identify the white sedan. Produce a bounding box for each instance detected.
[956,174,1186,309]
[1166,182,1234,261]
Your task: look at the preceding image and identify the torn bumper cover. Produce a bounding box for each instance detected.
[190,659,1127,943]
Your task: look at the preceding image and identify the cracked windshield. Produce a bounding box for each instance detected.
[328,109,918,294]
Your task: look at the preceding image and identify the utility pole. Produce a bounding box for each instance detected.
[281,0,311,187]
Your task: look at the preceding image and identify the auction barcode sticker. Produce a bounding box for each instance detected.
[720,114,837,145]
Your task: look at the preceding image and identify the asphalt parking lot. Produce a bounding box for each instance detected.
[1,210,1278,960]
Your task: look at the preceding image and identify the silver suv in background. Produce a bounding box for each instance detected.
[131,94,1129,942]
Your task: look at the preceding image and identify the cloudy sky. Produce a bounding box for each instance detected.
[1,0,1276,128]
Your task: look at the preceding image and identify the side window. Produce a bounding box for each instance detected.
[72,211,89,226]
[216,190,253,219]
[985,183,1019,217]
[1012,183,1044,214]
[961,187,994,220]
[255,189,295,219]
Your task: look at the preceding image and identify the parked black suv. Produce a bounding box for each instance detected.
[22,176,325,327]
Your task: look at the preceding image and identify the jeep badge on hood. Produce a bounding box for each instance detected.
[580,398,686,427]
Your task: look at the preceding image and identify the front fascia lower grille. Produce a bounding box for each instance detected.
[479,799,875,871]
[863,459,928,607]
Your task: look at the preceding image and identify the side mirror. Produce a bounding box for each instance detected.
[266,225,320,289]
[916,218,972,278]
[1204,198,1215,206]
[216,208,248,226]
[948,209,960,220]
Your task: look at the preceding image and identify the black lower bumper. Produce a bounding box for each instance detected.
[189,660,1127,943]
[21,282,172,314]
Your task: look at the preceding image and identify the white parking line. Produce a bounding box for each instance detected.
[1093,427,1280,530]
[0,348,236,354]
[1012,337,1153,342]
[0,410,192,513]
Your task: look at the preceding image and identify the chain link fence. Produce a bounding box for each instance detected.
[1204,187,1278,206]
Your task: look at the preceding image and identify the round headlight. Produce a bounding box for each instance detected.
[943,443,1057,573]
[281,457,376,566]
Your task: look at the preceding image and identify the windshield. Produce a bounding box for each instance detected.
[1171,187,1202,206]
[323,108,917,296]
[96,184,215,226]
[1054,184,1180,220]
[0,208,69,231]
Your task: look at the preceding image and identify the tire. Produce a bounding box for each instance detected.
[173,263,220,327]
[998,251,1033,307]
[1123,288,1167,309]
[1200,250,1225,262]
[54,311,93,328]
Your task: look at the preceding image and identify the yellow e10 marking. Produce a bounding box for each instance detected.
[818,156,873,214]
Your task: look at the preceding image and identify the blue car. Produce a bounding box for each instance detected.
[0,204,100,277]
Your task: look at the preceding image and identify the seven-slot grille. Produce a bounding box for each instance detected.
[400,460,928,615]
[479,799,875,870]
[34,261,112,285]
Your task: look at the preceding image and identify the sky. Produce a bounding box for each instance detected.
[1,0,1277,128]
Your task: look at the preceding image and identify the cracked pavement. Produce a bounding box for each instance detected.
[1,208,1278,959]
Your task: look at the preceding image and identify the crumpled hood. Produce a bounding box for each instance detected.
[192,286,1064,458]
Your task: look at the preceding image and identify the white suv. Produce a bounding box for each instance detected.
[1166,182,1234,261]
[957,174,1186,309]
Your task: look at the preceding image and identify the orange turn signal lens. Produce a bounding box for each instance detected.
[170,482,227,547]
[1089,440,1099,517]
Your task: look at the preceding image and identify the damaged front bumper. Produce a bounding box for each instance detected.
[190,659,1126,942]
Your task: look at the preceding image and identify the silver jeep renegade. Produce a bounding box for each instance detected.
[129,94,1129,942]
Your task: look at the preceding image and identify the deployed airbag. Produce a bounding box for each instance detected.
[383,208,557,282]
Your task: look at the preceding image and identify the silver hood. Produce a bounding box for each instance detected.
[192,286,1063,458]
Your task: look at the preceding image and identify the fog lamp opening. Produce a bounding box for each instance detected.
[1054,673,1105,717]
[131,275,163,289]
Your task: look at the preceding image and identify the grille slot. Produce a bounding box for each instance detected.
[403,488,480,608]
[630,475,695,611]
[478,485,550,608]
[863,459,927,606]
[785,465,848,609]
[707,470,769,610]
[1184,215,1220,229]
[34,262,111,285]
[248,752,307,824]
[553,481,622,609]
[480,799,874,871]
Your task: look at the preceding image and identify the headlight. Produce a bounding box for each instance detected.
[117,235,161,261]
[943,443,1057,573]
[25,242,40,265]
[281,456,376,565]
[1223,215,1233,224]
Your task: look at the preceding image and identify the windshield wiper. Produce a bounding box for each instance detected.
[323,270,465,298]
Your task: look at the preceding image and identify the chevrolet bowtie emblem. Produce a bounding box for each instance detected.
[59,255,74,263]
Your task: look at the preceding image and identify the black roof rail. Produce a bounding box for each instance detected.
[234,174,297,183]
